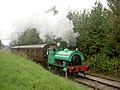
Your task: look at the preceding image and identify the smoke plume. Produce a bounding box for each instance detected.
[12,11,77,46]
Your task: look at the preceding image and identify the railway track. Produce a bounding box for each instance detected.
[75,73,120,90]
[49,67,120,90]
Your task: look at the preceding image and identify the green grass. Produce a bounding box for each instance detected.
[0,50,89,90]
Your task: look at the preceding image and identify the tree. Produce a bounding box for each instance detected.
[107,0,120,57]
[44,33,56,43]
[67,2,109,58]
[54,37,68,48]
[44,33,68,48]
[88,2,109,56]
[67,1,120,74]
[0,40,3,48]
[67,10,91,57]
[9,40,18,46]
[46,6,59,15]
[17,28,42,45]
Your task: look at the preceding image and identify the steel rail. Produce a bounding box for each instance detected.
[75,73,120,90]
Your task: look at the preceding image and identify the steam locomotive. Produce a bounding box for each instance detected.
[11,43,89,77]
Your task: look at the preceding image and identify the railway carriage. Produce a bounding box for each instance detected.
[11,43,57,62]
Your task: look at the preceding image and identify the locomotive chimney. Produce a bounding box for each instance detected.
[76,48,78,51]
[57,43,60,47]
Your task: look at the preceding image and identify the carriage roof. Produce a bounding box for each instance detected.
[11,43,56,49]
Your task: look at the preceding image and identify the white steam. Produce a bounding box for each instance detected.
[12,12,77,46]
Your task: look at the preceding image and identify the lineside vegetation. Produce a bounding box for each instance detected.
[67,0,120,76]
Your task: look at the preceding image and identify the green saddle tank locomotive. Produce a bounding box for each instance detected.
[47,47,89,77]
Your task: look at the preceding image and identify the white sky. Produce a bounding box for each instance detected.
[0,0,107,45]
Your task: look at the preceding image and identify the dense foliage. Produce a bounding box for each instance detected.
[67,1,120,75]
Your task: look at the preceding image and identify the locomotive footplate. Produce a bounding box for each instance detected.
[69,66,89,73]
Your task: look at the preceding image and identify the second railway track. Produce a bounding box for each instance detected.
[75,73,120,90]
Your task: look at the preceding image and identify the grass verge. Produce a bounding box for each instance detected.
[0,50,89,90]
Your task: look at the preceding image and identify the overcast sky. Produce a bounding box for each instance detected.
[0,0,107,45]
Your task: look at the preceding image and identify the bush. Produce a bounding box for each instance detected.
[88,53,116,74]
